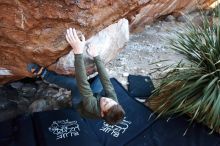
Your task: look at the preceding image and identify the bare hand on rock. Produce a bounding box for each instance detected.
[86,43,99,58]
[66,28,85,54]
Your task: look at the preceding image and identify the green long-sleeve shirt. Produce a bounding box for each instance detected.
[74,54,118,119]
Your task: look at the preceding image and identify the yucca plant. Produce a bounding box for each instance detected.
[148,7,220,133]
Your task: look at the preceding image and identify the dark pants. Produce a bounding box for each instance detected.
[41,69,103,107]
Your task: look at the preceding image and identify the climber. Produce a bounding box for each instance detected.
[27,28,125,125]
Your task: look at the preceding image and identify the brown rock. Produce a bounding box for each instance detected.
[0,0,214,84]
[0,0,152,84]
[0,0,140,84]
[130,0,215,32]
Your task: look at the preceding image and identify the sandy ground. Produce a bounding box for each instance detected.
[106,19,187,89]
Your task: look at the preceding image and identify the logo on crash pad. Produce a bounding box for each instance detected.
[48,119,80,140]
[100,117,132,137]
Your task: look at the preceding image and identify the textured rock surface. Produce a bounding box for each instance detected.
[51,18,129,75]
[130,0,215,32]
[0,0,214,84]
[0,0,149,84]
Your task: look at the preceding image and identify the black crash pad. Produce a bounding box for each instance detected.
[32,78,156,146]
[0,115,36,146]
[1,77,220,146]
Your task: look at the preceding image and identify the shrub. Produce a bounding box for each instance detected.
[149,8,220,133]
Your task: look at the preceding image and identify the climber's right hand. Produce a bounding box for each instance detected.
[65,28,85,55]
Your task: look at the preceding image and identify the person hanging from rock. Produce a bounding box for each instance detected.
[27,28,125,125]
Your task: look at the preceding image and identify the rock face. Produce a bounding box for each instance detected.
[130,0,215,32]
[50,18,129,75]
[0,0,214,84]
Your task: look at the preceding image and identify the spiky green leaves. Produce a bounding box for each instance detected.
[150,8,220,133]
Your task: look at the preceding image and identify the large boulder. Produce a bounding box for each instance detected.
[0,0,141,84]
[0,0,214,84]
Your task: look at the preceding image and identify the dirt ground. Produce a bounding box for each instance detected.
[106,18,188,89]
